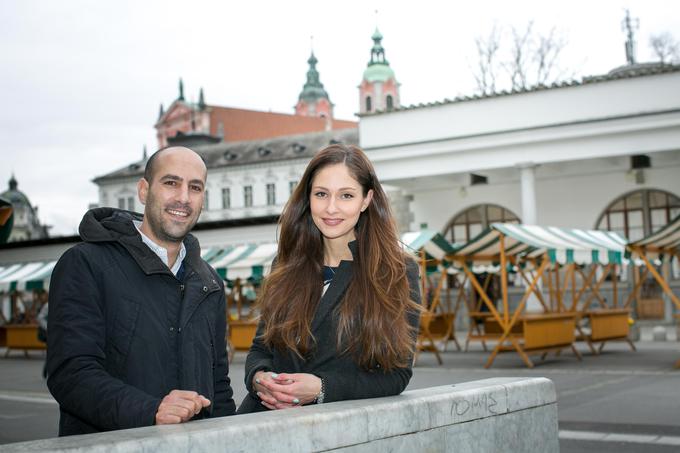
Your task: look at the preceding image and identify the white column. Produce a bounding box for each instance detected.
[518,163,541,311]
[519,163,538,225]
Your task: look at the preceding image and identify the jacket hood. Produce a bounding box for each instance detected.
[79,207,143,243]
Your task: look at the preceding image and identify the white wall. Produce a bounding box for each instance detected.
[407,152,680,233]
[537,160,680,230]
[410,180,521,233]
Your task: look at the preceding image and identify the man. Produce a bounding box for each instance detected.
[47,146,235,436]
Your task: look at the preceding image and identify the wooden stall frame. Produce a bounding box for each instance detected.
[630,247,680,311]
[414,251,461,365]
[629,246,680,368]
[459,255,579,368]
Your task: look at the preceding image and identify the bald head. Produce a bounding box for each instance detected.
[144,146,207,185]
[137,146,207,247]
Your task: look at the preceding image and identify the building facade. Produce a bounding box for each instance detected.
[155,58,355,149]
[94,127,362,232]
[359,65,680,245]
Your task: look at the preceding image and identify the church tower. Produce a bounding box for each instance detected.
[359,28,400,114]
[295,51,333,119]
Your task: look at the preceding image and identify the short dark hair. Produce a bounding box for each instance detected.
[143,147,170,184]
[143,146,207,184]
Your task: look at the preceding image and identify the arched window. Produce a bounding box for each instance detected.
[595,189,680,241]
[365,96,372,112]
[442,204,521,244]
[386,95,394,111]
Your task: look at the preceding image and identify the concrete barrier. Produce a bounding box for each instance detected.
[4,377,558,453]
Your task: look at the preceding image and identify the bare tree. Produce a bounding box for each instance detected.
[471,22,570,94]
[472,25,501,95]
[649,32,680,64]
[505,22,534,91]
[533,27,569,85]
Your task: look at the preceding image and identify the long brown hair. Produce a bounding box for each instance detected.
[259,144,420,371]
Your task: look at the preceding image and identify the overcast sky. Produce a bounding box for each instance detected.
[1,0,678,236]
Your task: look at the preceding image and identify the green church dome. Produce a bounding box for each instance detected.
[363,63,395,83]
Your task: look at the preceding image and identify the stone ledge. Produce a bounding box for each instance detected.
[4,377,558,453]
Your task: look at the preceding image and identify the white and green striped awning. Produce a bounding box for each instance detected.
[0,261,57,292]
[401,230,455,261]
[209,243,278,281]
[628,213,680,258]
[451,223,627,265]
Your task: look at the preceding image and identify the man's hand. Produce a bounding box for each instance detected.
[155,390,211,425]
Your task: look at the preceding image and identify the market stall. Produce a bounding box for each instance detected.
[626,214,680,367]
[448,223,628,368]
[401,230,460,364]
[0,261,54,355]
[208,243,278,351]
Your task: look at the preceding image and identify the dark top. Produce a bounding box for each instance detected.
[47,208,235,436]
[237,244,421,413]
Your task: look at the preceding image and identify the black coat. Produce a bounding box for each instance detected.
[47,208,235,436]
[238,246,421,414]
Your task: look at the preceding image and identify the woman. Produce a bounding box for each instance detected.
[237,144,421,413]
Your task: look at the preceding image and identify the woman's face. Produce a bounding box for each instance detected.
[309,163,373,244]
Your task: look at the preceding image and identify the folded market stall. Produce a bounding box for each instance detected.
[627,213,680,311]
[448,223,628,368]
[402,230,460,364]
[626,214,680,367]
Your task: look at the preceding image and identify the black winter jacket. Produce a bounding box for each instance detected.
[47,208,235,436]
[237,243,421,413]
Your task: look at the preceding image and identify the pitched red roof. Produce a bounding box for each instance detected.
[208,106,356,142]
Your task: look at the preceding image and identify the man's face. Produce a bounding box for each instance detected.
[138,147,207,245]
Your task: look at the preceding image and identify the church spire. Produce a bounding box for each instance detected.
[158,103,164,120]
[178,78,185,101]
[369,28,389,66]
[198,87,206,110]
[8,173,17,191]
[294,43,333,118]
[359,27,400,114]
[298,51,329,102]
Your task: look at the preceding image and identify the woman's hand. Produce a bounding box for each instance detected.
[254,372,322,410]
[252,371,289,410]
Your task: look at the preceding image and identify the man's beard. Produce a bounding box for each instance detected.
[145,192,200,243]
